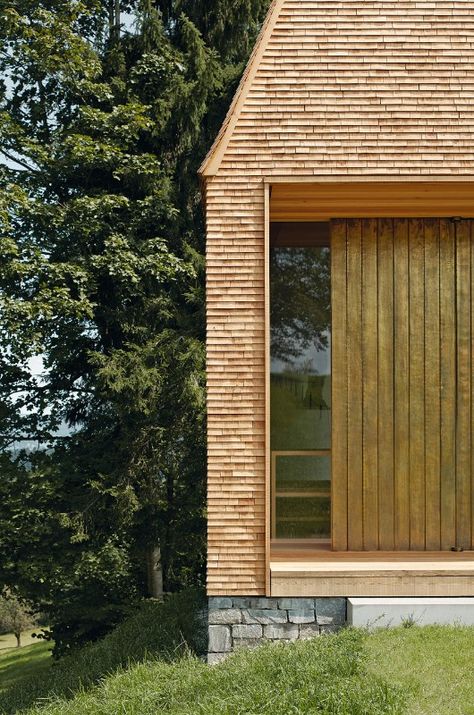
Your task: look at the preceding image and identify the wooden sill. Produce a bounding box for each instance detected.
[270,548,474,597]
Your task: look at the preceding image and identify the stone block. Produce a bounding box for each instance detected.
[320,625,338,634]
[208,609,242,625]
[232,624,262,639]
[233,638,262,650]
[242,609,287,625]
[315,598,346,625]
[264,623,299,640]
[248,597,279,609]
[209,597,232,610]
[288,609,315,624]
[232,597,252,608]
[208,625,232,653]
[208,652,228,665]
[299,624,321,640]
[278,598,315,611]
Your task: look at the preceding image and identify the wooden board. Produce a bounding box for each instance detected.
[271,575,474,598]
[331,218,474,553]
[270,183,474,221]
[330,221,348,551]
[271,550,474,596]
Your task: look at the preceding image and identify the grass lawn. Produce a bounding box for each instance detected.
[0,640,52,694]
[0,630,45,651]
[1,600,473,715]
[366,625,474,715]
[21,629,405,715]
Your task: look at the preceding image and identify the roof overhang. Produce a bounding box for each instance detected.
[269,179,474,221]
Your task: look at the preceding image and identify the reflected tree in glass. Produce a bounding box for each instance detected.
[270,244,332,539]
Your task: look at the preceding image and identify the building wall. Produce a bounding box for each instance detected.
[331,218,474,552]
[206,178,266,595]
[205,0,474,595]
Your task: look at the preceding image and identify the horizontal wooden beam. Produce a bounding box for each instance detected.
[271,551,474,596]
[270,181,474,220]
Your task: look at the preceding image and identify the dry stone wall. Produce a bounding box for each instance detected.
[207,596,347,663]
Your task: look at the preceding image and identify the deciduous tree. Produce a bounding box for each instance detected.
[0,590,37,648]
[0,0,269,653]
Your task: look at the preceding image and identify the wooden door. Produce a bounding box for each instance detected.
[331,218,473,551]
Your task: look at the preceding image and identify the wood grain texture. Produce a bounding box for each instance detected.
[204,0,474,594]
[377,219,395,550]
[408,219,426,550]
[362,219,379,550]
[346,220,364,551]
[202,1,474,178]
[393,219,410,550]
[270,183,474,221]
[440,221,457,551]
[331,220,348,551]
[455,220,472,549]
[271,575,474,598]
[206,177,267,595]
[271,549,474,596]
[424,219,441,550]
[331,218,474,554]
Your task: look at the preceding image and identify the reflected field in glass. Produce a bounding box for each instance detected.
[270,237,331,541]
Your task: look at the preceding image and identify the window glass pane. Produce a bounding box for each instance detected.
[270,246,331,451]
[270,239,331,540]
[276,496,331,539]
[275,456,330,539]
[276,455,330,492]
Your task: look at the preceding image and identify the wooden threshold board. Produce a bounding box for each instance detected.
[270,549,474,597]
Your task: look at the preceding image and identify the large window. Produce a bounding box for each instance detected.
[270,223,331,541]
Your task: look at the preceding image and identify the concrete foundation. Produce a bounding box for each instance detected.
[348,597,474,628]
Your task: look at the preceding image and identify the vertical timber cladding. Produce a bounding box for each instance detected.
[331,218,474,552]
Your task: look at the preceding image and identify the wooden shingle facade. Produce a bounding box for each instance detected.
[201,0,474,599]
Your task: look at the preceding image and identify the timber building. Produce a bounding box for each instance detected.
[199,0,474,659]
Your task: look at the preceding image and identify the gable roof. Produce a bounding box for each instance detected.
[199,0,284,177]
[200,0,474,179]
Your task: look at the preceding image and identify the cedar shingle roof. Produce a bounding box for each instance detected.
[201,0,474,177]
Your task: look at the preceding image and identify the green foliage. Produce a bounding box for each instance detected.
[0,592,37,647]
[0,590,206,714]
[7,629,406,715]
[0,0,270,653]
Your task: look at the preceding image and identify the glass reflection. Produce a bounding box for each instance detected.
[270,238,331,540]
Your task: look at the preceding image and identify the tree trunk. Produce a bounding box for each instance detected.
[114,0,120,34]
[146,545,164,600]
[109,0,120,42]
[15,632,21,648]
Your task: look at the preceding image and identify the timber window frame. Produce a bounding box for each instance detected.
[265,179,474,584]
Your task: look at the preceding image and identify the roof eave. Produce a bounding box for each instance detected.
[198,0,284,179]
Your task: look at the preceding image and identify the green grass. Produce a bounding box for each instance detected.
[0,631,46,652]
[0,590,206,715]
[367,625,474,715]
[0,641,52,694]
[2,601,473,715]
[23,629,405,715]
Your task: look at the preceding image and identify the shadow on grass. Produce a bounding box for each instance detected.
[0,642,53,693]
[0,590,206,715]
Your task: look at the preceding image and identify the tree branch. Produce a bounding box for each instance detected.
[0,149,40,173]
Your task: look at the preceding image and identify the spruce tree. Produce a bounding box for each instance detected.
[0,0,269,652]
